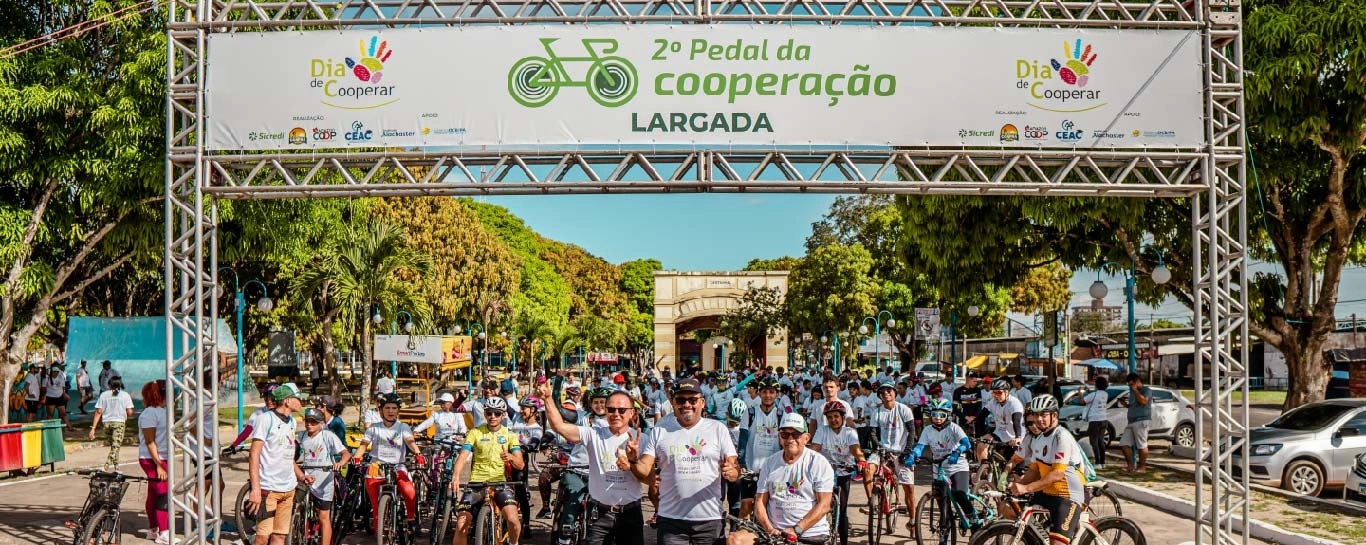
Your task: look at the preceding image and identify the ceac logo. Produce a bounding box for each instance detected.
[288,127,307,145]
[1000,124,1019,143]
[1014,39,1106,113]
[1055,120,1083,142]
[344,121,373,142]
[309,36,399,110]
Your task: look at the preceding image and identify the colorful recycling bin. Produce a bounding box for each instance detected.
[39,420,65,465]
[0,424,22,471]
[21,423,41,468]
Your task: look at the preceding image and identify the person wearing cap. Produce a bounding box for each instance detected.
[867,381,918,531]
[809,399,864,545]
[296,407,350,545]
[631,377,740,545]
[537,380,644,545]
[22,364,43,422]
[953,372,985,436]
[415,392,470,442]
[729,413,834,545]
[246,383,306,545]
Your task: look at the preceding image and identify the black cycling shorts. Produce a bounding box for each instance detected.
[310,493,333,511]
[458,484,517,513]
[1032,494,1082,544]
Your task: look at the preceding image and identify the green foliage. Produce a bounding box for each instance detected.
[785,244,877,335]
[719,286,786,363]
[620,258,662,353]
[1009,262,1074,314]
[465,200,573,329]
[743,256,803,271]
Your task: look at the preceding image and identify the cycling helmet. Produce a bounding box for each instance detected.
[756,377,780,391]
[257,382,279,397]
[927,398,953,429]
[519,398,543,411]
[377,393,402,408]
[484,397,509,413]
[928,398,953,413]
[589,387,615,400]
[1028,394,1059,414]
[822,400,849,415]
[565,385,583,398]
[991,379,1012,392]
[727,398,748,421]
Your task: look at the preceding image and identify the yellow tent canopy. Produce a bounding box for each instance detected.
[964,355,989,369]
[997,353,1019,359]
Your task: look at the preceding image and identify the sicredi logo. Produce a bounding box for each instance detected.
[1014,39,1106,113]
[309,36,399,110]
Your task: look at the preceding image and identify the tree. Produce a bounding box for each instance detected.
[719,286,786,367]
[0,1,165,423]
[1010,262,1074,314]
[620,258,662,365]
[466,200,573,330]
[785,244,878,359]
[743,256,803,271]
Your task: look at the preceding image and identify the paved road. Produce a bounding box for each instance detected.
[0,425,1271,545]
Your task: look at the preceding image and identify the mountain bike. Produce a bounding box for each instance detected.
[467,481,526,545]
[969,491,1145,545]
[329,461,370,545]
[428,437,464,544]
[972,437,1013,497]
[290,465,338,545]
[507,38,638,108]
[373,462,414,545]
[914,455,998,545]
[865,448,904,545]
[545,463,590,545]
[66,469,149,545]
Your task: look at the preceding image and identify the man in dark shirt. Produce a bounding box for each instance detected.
[952,373,985,436]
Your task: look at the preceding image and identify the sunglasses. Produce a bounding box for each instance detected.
[605,407,631,415]
[672,396,703,405]
[484,410,506,417]
[929,411,951,419]
[778,431,803,439]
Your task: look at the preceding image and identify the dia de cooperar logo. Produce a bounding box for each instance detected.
[508,38,638,108]
[310,36,399,110]
[1014,39,1106,113]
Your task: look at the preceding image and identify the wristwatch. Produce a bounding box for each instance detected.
[794,525,805,537]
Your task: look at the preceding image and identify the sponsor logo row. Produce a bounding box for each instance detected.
[956,120,1178,143]
[249,120,466,145]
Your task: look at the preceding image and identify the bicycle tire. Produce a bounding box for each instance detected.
[235,483,257,544]
[585,57,637,108]
[968,521,1047,545]
[433,495,455,545]
[472,503,498,545]
[1085,489,1123,519]
[868,488,883,545]
[507,56,559,108]
[1076,517,1145,545]
[377,495,398,545]
[75,508,117,545]
[914,491,943,545]
[289,495,306,545]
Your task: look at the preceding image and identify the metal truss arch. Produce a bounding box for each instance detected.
[165,2,1247,545]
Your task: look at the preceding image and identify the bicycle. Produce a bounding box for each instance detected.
[371,462,414,545]
[969,491,1145,545]
[507,38,638,108]
[829,464,859,545]
[465,481,526,545]
[544,463,590,545]
[864,448,904,545]
[971,437,1013,497]
[428,437,465,544]
[290,465,337,545]
[914,455,998,545]
[223,445,263,543]
[66,469,149,545]
[329,461,370,545]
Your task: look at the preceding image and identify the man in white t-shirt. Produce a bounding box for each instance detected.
[633,378,740,545]
[296,408,350,545]
[76,361,94,414]
[539,381,644,545]
[809,377,855,437]
[22,365,43,422]
[729,413,834,545]
[246,383,304,545]
[866,381,917,529]
[375,369,396,395]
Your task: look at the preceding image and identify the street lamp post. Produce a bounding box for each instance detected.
[218,268,273,432]
[718,339,732,372]
[820,329,840,374]
[1089,257,1171,373]
[859,311,897,371]
[389,310,414,378]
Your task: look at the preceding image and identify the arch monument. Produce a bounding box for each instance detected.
[653,271,789,373]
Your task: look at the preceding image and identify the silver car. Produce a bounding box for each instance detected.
[1347,452,1366,503]
[1061,385,1199,448]
[1240,398,1366,496]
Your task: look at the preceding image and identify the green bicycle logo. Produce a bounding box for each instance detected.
[508,38,638,108]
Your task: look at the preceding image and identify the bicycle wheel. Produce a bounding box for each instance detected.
[432,495,455,544]
[377,495,398,545]
[288,496,306,545]
[585,56,637,108]
[76,508,117,545]
[472,504,498,545]
[507,56,559,107]
[1085,489,1123,519]
[1075,517,1146,545]
[868,488,884,545]
[968,521,1046,545]
[235,483,257,544]
[914,491,942,545]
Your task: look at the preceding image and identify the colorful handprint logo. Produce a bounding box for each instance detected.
[1051,39,1097,88]
[786,474,806,495]
[347,36,394,84]
[686,437,707,455]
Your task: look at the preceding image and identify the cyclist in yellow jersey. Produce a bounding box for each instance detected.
[1008,395,1086,545]
[451,396,526,545]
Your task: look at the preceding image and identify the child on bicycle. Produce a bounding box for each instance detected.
[297,407,351,545]
[904,398,984,531]
[351,393,424,536]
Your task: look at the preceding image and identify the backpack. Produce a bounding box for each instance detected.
[500,376,516,393]
[1077,440,1099,482]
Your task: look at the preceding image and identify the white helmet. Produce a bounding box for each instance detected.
[728,398,748,421]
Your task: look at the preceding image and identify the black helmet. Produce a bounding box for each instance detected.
[590,387,615,400]
[991,379,1012,392]
[377,393,402,408]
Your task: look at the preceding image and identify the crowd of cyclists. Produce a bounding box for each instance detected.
[222,364,1133,545]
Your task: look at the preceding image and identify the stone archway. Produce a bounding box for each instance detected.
[653,271,789,373]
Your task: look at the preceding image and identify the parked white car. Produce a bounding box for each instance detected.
[1061,385,1198,448]
[1348,452,1366,503]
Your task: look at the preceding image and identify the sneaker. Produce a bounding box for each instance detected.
[139,529,158,540]
[536,508,551,519]
[155,530,172,544]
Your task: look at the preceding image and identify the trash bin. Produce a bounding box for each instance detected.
[20,424,41,468]
[39,419,65,465]
[0,424,22,471]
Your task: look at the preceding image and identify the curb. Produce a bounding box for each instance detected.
[1148,451,1366,517]
[1104,479,1346,545]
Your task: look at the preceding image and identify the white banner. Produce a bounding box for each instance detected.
[374,334,444,364]
[206,26,1203,150]
[915,308,942,340]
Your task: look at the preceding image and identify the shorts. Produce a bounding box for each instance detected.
[458,483,517,513]
[310,492,333,511]
[1032,494,1082,544]
[866,451,914,485]
[254,489,296,536]
[1120,420,1151,450]
[45,396,65,407]
[25,399,42,412]
[80,387,94,396]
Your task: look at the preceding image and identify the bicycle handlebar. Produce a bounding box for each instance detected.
[76,468,149,482]
[542,464,589,470]
[462,481,525,488]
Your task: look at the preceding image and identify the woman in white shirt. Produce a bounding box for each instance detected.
[1081,376,1111,468]
[89,377,135,469]
[138,380,172,544]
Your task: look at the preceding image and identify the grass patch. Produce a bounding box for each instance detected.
[1179,389,1286,406]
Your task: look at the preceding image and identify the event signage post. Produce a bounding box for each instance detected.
[206,26,1202,150]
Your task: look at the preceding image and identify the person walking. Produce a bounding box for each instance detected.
[43,365,70,426]
[138,380,172,544]
[76,361,94,415]
[97,360,121,394]
[89,377,135,469]
[1081,376,1110,468]
[631,378,740,545]
[22,365,43,422]
[1119,373,1152,472]
[246,383,305,545]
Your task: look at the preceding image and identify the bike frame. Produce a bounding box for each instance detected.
[532,38,622,89]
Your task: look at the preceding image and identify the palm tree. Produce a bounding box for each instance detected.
[328,219,433,416]
[513,313,555,374]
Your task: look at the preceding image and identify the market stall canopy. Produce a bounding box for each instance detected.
[964,355,989,369]
[373,334,473,370]
[1076,358,1121,370]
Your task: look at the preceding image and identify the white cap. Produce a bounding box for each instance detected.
[436,392,455,404]
[779,413,807,433]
